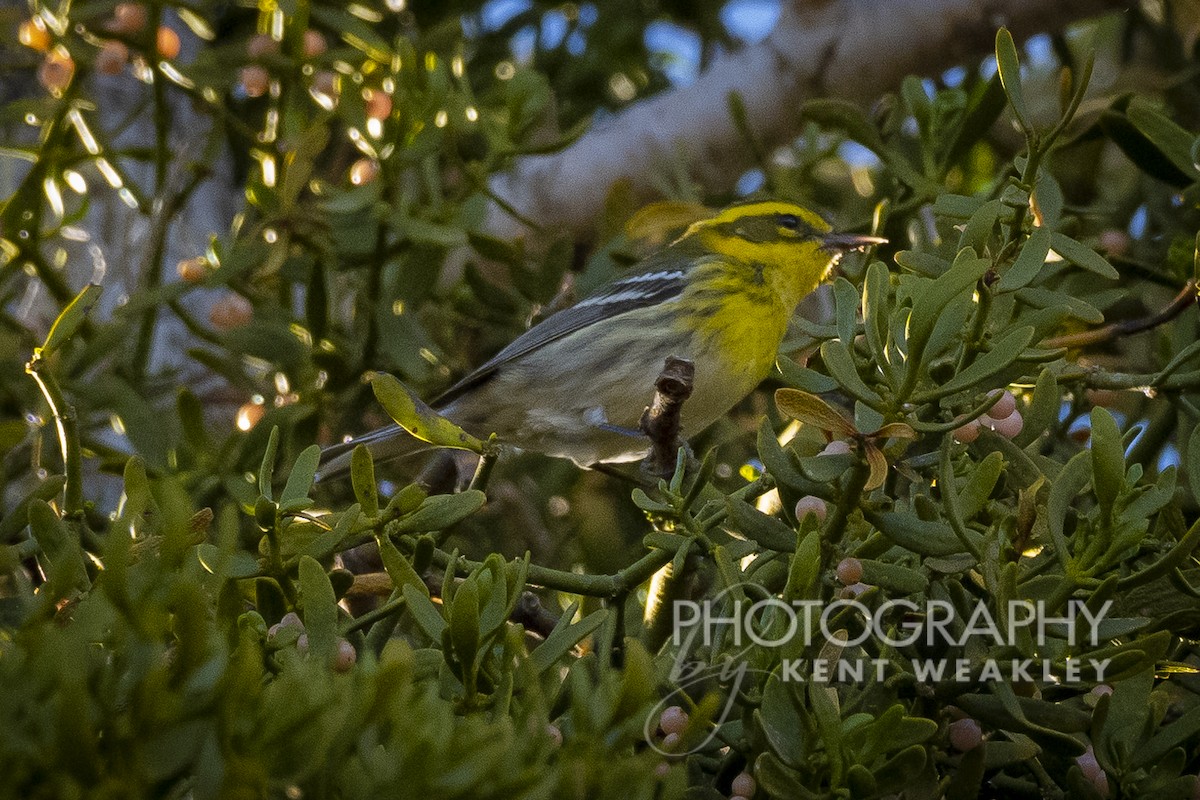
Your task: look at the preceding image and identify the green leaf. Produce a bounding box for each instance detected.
[777,355,838,394]
[859,560,928,594]
[37,283,101,360]
[958,199,1002,253]
[959,452,1005,520]
[530,606,607,673]
[997,226,1052,292]
[872,510,980,557]
[862,261,893,379]
[726,499,797,552]
[377,536,428,597]
[820,339,884,407]
[298,555,338,665]
[449,578,480,683]
[1049,233,1119,280]
[402,582,447,641]
[29,499,90,596]
[258,426,280,501]
[370,372,483,452]
[350,445,379,517]
[1126,97,1200,181]
[832,276,860,348]
[907,249,992,371]
[1090,407,1125,519]
[995,28,1031,132]
[1187,426,1200,504]
[280,445,321,511]
[918,326,1035,400]
[392,490,486,533]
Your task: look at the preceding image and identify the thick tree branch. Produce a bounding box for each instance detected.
[485,0,1132,239]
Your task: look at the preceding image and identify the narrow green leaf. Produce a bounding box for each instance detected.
[862,261,892,378]
[449,578,480,677]
[280,445,321,510]
[995,28,1031,132]
[392,490,486,533]
[298,555,338,665]
[529,607,607,673]
[997,227,1052,292]
[1126,97,1200,180]
[820,339,884,407]
[833,277,860,347]
[258,426,280,501]
[1049,233,1119,280]
[350,445,379,516]
[918,326,1035,400]
[370,372,483,452]
[776,355,838,393]
[402,581,447,641]
[1090,408,1124,519]
[38,283,101,360]
[726,499,797,552]
[907,249,992,370]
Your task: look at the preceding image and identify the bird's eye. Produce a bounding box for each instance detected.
[777,213,800,231]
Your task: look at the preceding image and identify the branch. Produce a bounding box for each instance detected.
[639,356,695,479]
[485,0,1131,239]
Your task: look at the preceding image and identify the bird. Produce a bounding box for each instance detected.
[317,199,884,479]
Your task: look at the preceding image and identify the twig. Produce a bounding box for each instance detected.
[1042,280,1197,349]
[640,356,695,478]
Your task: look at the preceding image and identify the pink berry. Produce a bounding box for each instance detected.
[659,706,688,736]
[949,718,982,751]
[794,495,827,522]
[839,582,870,599]
[1099,229,1130,255]
[333,638,357,671]
[987,389,1017,420]
[731,772,756,797]
[654,762,670,778]
[985,410,1023,439]
[836,557,863,586]
[546,724,562,747]
[952,419,981,444]
[820,440,851,456]
[296,633,309,655]
[661,732,680,750]
[1089,684,1113,698]
[302,29,327,58]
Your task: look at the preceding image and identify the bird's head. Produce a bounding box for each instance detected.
[683,200,885,307]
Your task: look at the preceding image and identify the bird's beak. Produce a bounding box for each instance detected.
[820,232,888,253]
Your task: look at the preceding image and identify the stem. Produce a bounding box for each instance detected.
[24,361,83,517]
[431,545,673,598]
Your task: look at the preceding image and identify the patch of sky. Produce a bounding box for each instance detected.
[481,0,531,31]
[736,168,765,196]
[1129,205,1149,239]
[644,20,701,85]
[721,0,780,43]
[838,141,880,170]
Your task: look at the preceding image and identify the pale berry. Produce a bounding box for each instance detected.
[820,440,851,456]
[948,718,982,751]
[302,29,327,58]
[731,772,756,797]
[659,706,688,736]
[952,419,981,444]
[836,557,863,586]
[987,389,1017,420]
[794,495,827,522]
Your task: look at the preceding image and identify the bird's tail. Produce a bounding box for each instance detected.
[315,424,431,482]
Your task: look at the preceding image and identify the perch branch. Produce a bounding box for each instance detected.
[639,356,695,479]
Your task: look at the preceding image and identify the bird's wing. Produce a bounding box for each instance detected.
[434,248,692,406]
